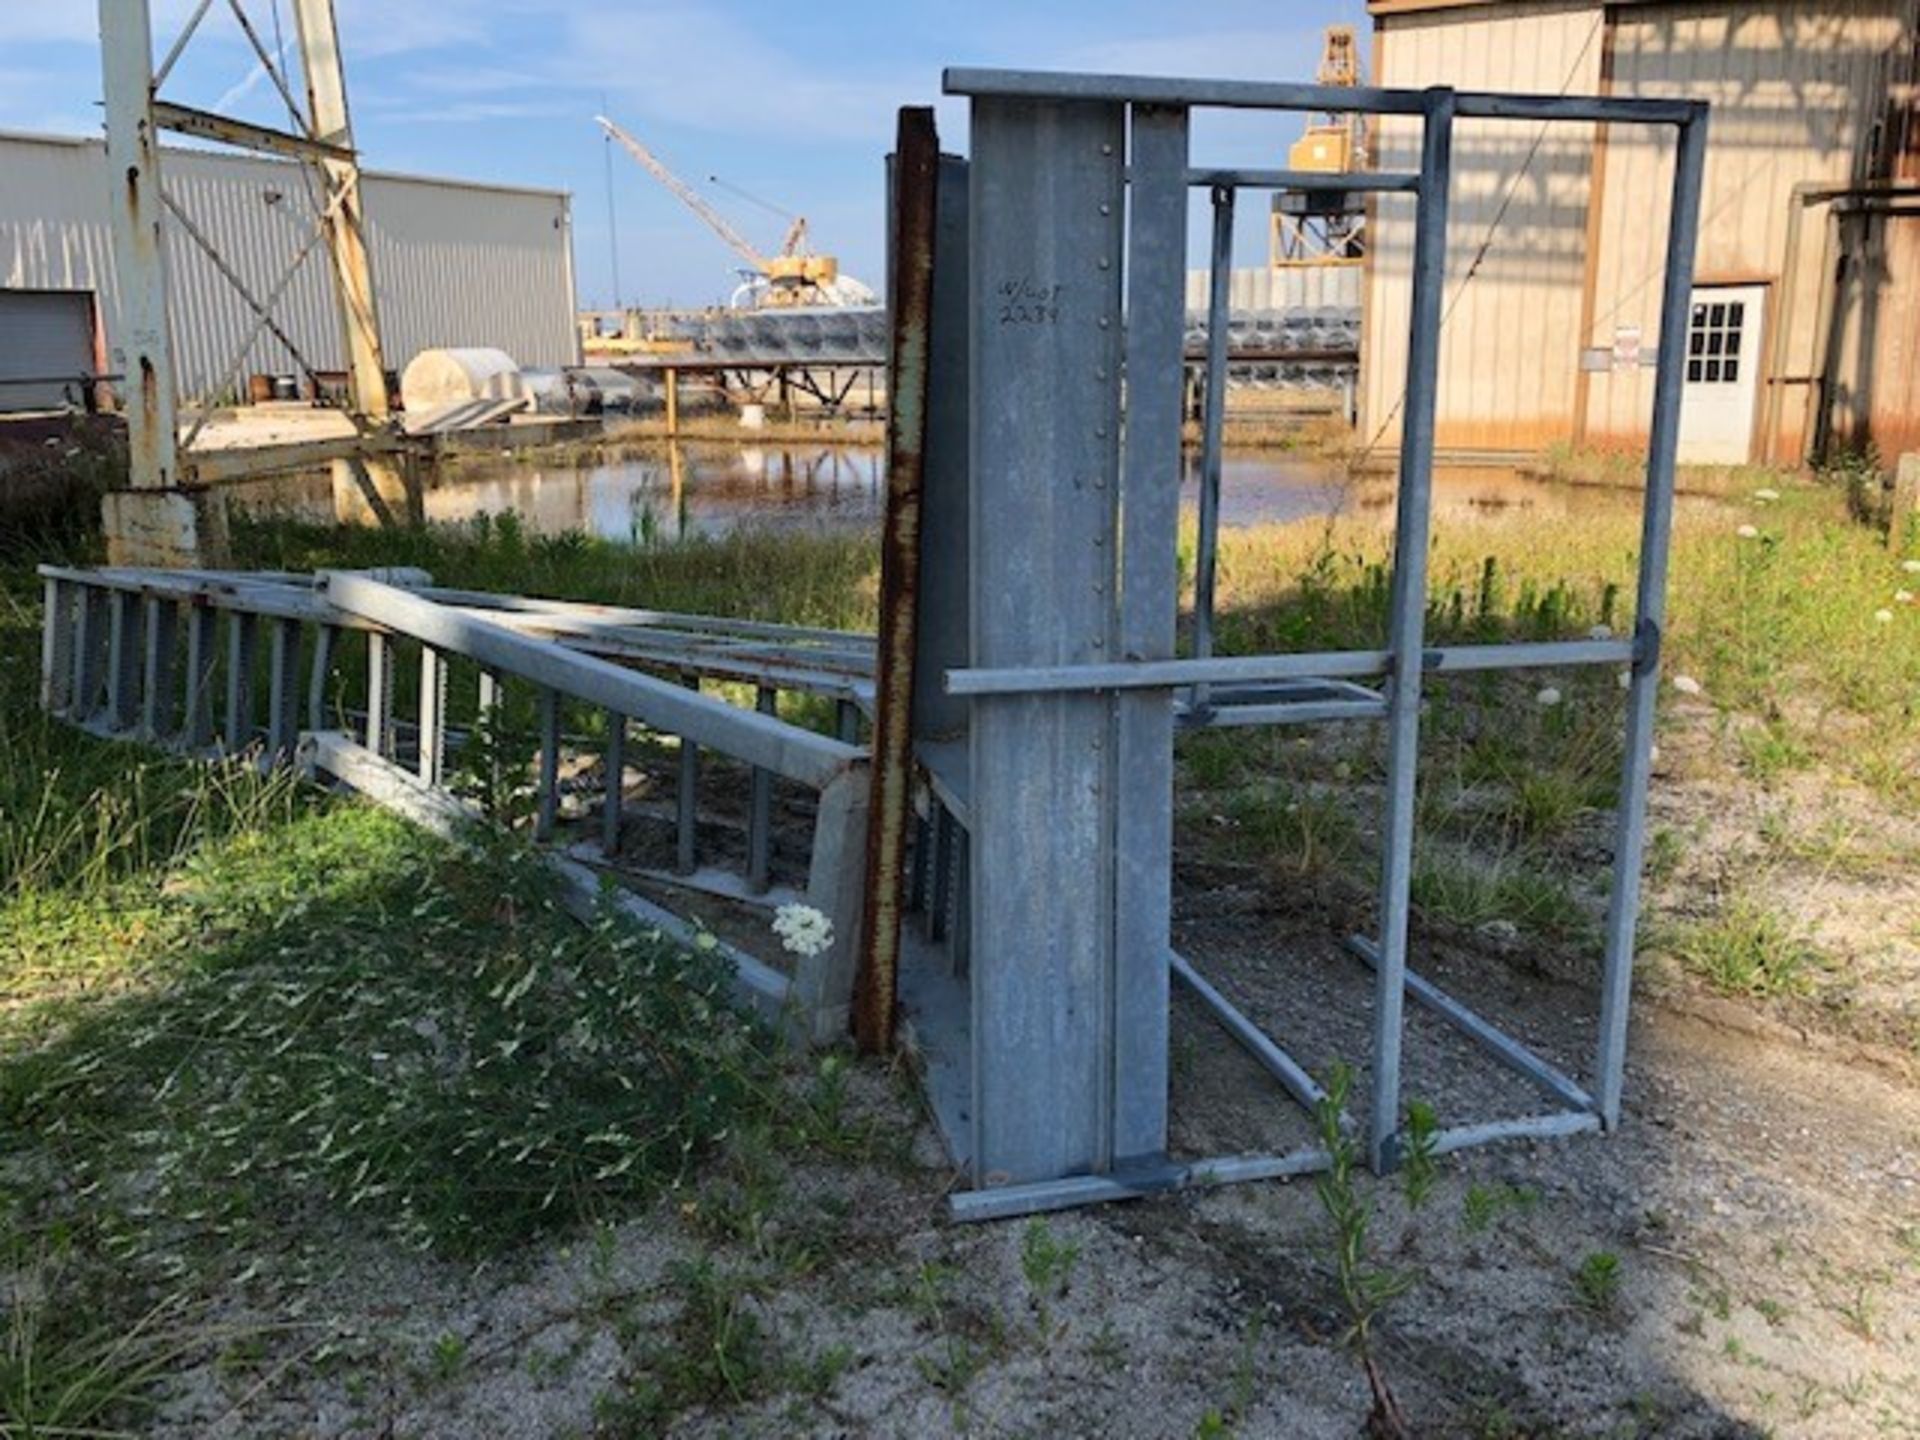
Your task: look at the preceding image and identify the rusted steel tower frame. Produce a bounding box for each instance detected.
[97,0,395,564]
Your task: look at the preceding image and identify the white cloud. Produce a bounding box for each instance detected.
[0,0,198,46]
[332,0,491,60]
[554,8,909,145]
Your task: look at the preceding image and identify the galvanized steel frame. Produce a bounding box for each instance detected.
[37,563,877,1045]
[920,69,1709,1218]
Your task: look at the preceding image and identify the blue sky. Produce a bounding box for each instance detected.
[1,2,1367,307]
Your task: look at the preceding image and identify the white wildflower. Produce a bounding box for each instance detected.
[1753,488,1780,502]
[1736,524,1760,539]
[1671,675,1703,696]
[1588,623,1614,641]
[1535,687,1563,708]
[1874,609,1895,624]
[1903,559,1920,575]
[693,931,719,952]
[772,902,834,959]
[1897,590,1915,604]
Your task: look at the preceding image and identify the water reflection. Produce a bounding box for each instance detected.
[231,440,1702,541]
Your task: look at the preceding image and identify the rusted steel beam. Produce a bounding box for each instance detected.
[851,106,939,1053]
[150,100,353,165]
[290,0,391,423]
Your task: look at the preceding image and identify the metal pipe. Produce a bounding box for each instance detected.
[365,630,394,758]
[1368,88,1456,1173]
[308,624,338,733]
[947,637,1634,698]
[106,590,143,732]
[1171,950,1327,1111]
[943,68,1697,124]
[535,687,560,841]
[183,606,217,747]
[1425,1110,1600,1159]
[267,617,301,760]
[947,1145,1332,1223]
[417,644,446,785]
[224,611,257,752]
[324,573,860,790]
[40,579,74,716]
[1595,104,1709,1129]
[602,711,625,855]
[1192,184,1235,711]
[677,674,700,874]
[153,0,217,89]
[1185,167,1420,193]
[748,686,775,892]
[1346,937,1595,1114]
[141,597,176,740]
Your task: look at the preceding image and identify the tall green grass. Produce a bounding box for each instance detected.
[230,510,880,632]
[1202,474,1919,802]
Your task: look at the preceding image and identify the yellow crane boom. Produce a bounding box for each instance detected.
[595,115,769,274]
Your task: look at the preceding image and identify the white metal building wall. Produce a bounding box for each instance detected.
[0,290,96,409]
[1182,263,1364,312]
[0,129,578,401]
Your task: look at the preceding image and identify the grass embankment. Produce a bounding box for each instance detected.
[1182,463,1920,1028]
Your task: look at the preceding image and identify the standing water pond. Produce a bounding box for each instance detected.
[227,438,1710,542]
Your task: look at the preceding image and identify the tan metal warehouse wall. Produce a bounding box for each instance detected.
[0,129,577,401]
[1828,211,1920,459]
[1361,0,1605,454]
[1365,0,1914,462]
[1581,1,1907,458]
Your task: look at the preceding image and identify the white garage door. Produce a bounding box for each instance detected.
[0,289,96,412]
[1676,284,1766,465]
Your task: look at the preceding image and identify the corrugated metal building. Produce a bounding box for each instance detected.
[1361,0,1920,464]
[0,128,579,406]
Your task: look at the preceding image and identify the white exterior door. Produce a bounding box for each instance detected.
[1677,284,1765,464]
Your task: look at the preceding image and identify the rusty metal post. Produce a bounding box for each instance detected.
[851,106,939,1053]
[97,0,227,567]
[291,0,415,526]
[290,0,389,424]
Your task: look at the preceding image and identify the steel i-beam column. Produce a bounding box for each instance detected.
[967,94,1128,1186]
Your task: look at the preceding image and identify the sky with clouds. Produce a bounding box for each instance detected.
[1,2,1368,307]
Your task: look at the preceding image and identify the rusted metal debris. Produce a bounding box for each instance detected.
[851,106,939,1055]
